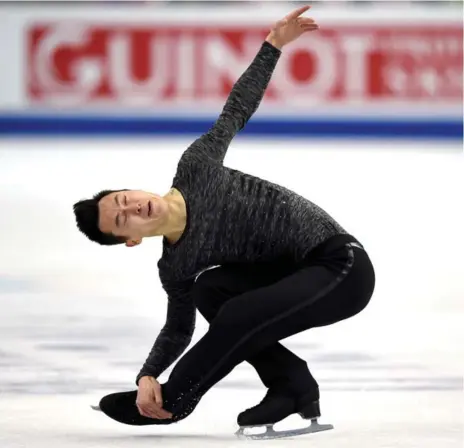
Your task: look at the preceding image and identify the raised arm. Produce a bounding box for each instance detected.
[180,41,280,165]
[181,6,319,165]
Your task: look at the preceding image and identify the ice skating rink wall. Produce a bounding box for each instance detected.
[0,2,462,140]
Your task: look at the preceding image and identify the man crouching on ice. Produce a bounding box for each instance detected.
[74,6,375,440]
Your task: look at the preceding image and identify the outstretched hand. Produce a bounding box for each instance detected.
[266,5,319,50]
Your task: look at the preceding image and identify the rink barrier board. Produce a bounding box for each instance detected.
[0,6,461,141]
[0,116,461,140]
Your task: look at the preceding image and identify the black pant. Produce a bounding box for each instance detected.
[162,235,375,421]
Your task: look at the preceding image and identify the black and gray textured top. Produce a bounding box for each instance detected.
[136,41,347,384]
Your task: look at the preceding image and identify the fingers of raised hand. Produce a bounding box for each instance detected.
[275,17,317,32]
[297,17,315,25]
[297,17,319,32]
[285,5,311,21]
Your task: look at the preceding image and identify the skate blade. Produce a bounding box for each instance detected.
[235,419,333,440]
[90,405,101,411]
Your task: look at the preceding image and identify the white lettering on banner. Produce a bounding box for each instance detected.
[34,24,106,104]
[379,34,462,98]
[203,35,230,99]
[109,34,170,102]
[27,23,463,108]
[204,35,262,99]
[177,34,196,98]
[340,35,373,97]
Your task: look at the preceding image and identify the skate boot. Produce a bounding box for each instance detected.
[235,388,333,440]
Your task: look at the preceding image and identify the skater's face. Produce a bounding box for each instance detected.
[98,190,168,245]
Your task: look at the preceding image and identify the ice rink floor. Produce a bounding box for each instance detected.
[0,138,463,447]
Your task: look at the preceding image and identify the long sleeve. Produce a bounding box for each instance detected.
[136,280,196,384]
[181,41,281,165]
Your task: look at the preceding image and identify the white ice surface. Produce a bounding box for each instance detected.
[1,390,462,448]
[0,138,462,447]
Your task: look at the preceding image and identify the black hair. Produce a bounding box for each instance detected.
[73,189,128,246]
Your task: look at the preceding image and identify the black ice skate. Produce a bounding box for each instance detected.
[235,389,333,440]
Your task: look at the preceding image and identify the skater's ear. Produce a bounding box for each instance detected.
[125,238,142,247]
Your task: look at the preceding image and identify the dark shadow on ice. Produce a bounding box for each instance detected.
[71,433,236,443]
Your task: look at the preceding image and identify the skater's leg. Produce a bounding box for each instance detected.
[162,243,375,420]
[193,265,317,392]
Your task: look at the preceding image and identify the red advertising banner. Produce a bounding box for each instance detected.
[27,23,463,108]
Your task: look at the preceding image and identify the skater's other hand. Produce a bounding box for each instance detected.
[266,5,319,50]
[136,376,173,419]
